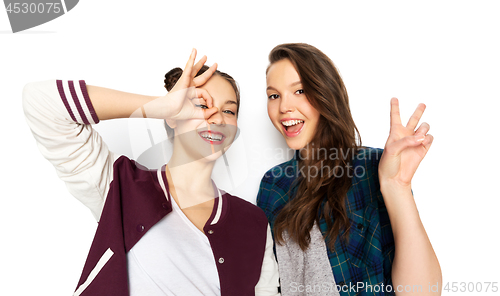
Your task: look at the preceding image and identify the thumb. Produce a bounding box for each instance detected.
[388,134,425,156]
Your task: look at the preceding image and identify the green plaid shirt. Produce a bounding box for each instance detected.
[257,147,396,296]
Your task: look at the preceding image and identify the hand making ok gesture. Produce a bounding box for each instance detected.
[142,49,219,121]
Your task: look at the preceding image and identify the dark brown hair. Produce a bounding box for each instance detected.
[269,43,362,251]
[163,65,240,140]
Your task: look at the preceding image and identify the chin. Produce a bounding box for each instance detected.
[285,138,308,151]
[202,151,224,162]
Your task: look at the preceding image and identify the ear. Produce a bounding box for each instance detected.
[165,119,177,129]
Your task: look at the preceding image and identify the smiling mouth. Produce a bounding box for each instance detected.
[281,119,305,137]
[198,131,226,144]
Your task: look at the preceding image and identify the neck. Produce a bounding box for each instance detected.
[166,146,216,209]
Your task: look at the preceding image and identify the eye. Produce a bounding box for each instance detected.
[195,104,208,109]
[268,94,279,100]
[295,89,304,95]
[223,110,236,115]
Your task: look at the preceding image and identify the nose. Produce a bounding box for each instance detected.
[207,107,225,125]
[279,92,294,114]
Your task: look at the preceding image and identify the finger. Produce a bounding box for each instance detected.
[191,55,207,80]
[390,97,402,127]
[386,134,426,156]
[191,106,218,121]
[422,134,434,151]
[203,106,218,120]
[406,103,426,130]
[195,88,214,108]
[179,49,197,84]
[193,63,218,87]
[414,122,430,136]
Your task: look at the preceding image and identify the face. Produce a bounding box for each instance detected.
[266,59,320,150]
[172,75,238,163]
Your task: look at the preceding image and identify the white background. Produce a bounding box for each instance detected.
[1,0,499,295]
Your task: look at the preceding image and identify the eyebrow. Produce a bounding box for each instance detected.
[208,93,237,106]
[224,100,238,106]
[266,81,302,92]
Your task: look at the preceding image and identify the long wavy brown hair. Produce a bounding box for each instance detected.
[269,43,363,251]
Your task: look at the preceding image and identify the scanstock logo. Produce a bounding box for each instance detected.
[4,0,79,33]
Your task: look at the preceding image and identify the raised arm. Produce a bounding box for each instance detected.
[378,98,441,295]
[22,49,219,220]
[87,49,218,121]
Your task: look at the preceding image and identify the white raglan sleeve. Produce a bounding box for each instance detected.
[255,223,280,296]
[22,79,117,221]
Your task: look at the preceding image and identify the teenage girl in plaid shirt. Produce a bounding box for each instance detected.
[257,43,441,295]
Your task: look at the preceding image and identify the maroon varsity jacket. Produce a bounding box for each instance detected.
[74,156,269,295]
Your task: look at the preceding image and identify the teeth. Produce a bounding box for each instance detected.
[200,132,223,141]
[282,120,304,127]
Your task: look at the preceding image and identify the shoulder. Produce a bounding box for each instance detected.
[112,155,138,171]
[111,155,157,183]
[351,146,384,172]
[224,192,269,226]
[346,146,385,211]
[256,158,297,212]
[350,146,384,180]
[260,158,297,186]
[113,155,151,170]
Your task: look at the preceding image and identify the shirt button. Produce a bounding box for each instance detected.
[357,223,364,230]
[208,230,214,234]
[137,224,145,232]
[218,257,224,264]
[162,203,169,210]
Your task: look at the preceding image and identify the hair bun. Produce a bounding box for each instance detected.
[164,67,183,91]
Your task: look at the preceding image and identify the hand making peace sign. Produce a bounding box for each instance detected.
[378,98,434,190]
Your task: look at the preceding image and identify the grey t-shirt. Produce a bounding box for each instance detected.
[276,223,340,296]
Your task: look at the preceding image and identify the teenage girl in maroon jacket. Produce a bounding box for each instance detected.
[23,49,279,296]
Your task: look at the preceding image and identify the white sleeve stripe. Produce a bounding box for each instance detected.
[61,80,84,124]
[68,80,90,125]
[56,80,77,122]
[72,81,97,125]
[57,80,98,125]
[73,248,114,296]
